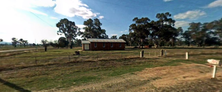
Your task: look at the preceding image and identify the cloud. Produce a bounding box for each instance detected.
[2,0,50,16]
[206,0,222,8]
[98,16,104,19]
[54,0,99,19]
[50,16,58,19]
[14,0,55,8]
[0,8,60,43]
[111,34,118,36]
[6,0,103,19]
[25,8,48,16]
[76,25,86,32]
[120,30,128,33]
[175,21,189,28]
[163,0,172,2]
[174,10,206,20]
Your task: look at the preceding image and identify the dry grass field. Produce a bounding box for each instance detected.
[1,46,222,91]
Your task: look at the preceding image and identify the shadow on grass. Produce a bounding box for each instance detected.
[0,78,30,92]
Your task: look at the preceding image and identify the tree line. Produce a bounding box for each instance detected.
[6,12,222,49]
[119,12,222,48]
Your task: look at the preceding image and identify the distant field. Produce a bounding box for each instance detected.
[0,47,222,91]
[0,45,43,50]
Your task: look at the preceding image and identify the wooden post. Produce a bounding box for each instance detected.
[160,49,164,56]
[186,52,189,60]
[212,65,217,78]
[140,50,144,58]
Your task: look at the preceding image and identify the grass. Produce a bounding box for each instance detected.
[0,47,222,91]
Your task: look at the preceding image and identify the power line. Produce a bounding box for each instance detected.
[29,11,55,27]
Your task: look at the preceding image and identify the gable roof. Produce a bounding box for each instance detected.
[82,39,126,44]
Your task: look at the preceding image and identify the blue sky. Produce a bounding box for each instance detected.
[0,0,222,43]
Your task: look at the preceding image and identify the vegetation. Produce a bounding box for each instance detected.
[56,18,79,49]
[0,47,222,91]
[78,18,108,39]
[120,12,222,48]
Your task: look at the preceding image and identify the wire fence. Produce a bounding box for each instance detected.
[1,48,222,71]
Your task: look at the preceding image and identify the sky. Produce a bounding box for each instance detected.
[0,0,222,44]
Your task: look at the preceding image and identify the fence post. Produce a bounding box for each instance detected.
[160,49,164,56]
[186,52,189,60]
[212,65,217,78]
[140,50,144,58]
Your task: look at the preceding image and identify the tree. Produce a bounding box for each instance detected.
[78,18,108,39]
[19,38,28,47]
[56,18,78,49]
[151,12,177,47]
[110,35,117,39]
[41,40,48,51]
[12,37,18,47]
[58,37,69,48]
[182,31,192,46]
[129,17,151,48]
[73,39,82,47]
[119,34,131,46]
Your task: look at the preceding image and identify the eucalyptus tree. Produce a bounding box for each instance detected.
[12,37,18,47]
[41,40,48,51]
[129,17,151,48]
[78,18,108,39]
[151,12,177,47]
[56,18,79,49]
[19,38,28,47]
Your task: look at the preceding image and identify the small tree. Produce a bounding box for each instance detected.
[41,40,48,51]
[58,37,69,48]
[19,38,28,47]
[12,37,18,47]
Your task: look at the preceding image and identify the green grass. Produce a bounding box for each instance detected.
[1,47,222,91]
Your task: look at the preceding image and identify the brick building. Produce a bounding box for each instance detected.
[81,39,126,51]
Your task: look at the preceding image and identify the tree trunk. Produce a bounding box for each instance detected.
[45,46,47,52]
[67,37,72,49]
[140,39,144,49]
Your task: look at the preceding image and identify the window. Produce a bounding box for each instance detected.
[103,43,106,48]
[119,43,122,47]
[94,43,97,47]
[111,43,113,48]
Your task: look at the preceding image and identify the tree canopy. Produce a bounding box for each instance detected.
[78,18,108,39]
[56,18,79,49]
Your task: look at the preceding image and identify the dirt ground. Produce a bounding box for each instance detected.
[39,63,222,92]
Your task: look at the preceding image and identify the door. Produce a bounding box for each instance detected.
[84,44,89,50]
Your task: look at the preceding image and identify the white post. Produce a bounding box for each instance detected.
[164,50,167,56]
[186,52,189,60]
[212,65,217,78]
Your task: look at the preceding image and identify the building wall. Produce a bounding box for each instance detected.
[90,42,125,50]
[82,44,91,51]
[82,44,85,50]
